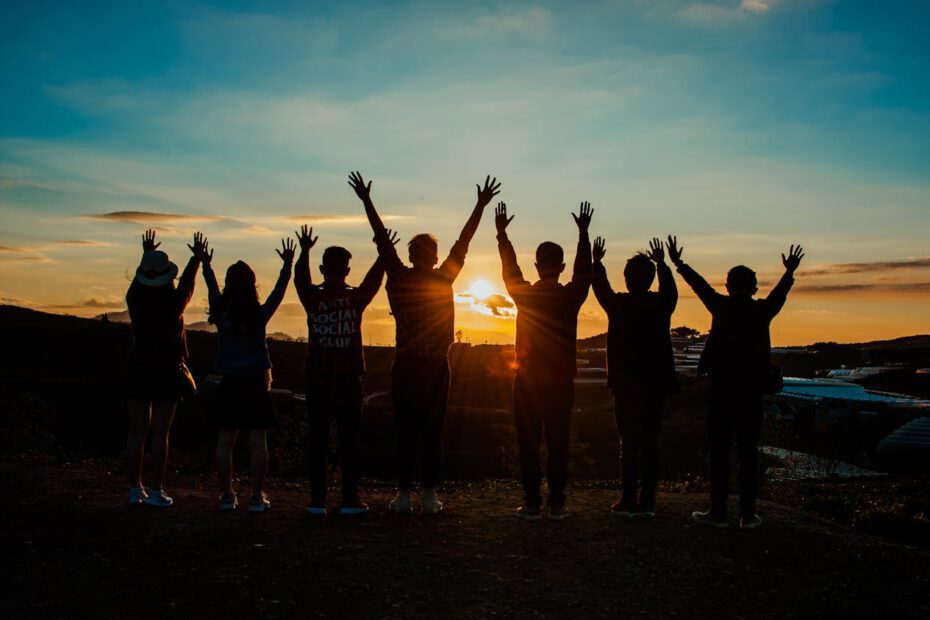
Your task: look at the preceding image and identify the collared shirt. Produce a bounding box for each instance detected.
[376,235,468,359]
[498,231,592,381]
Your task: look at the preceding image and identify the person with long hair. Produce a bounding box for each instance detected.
[201,238,295,513]
[125,229,207,507]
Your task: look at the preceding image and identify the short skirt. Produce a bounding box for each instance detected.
[124,362,184,402]
[213,372,277,430]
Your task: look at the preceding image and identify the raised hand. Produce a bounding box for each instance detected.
[782,244,804,273]
[295,224,318,251]
[666,235,684,266]
[647,237,665,264]
[142,229,160,252]
[383,228,401,246]
[593,236,606,262]
[572,201,593,233]
[187,231,212,263]
[476,175,501,207]
[348,171,372,201]
[277,238,296,263]
[495,202,514,234]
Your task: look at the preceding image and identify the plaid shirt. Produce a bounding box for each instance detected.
[295,252,384,383]
[377,235,467,358]
[499,231,591,381]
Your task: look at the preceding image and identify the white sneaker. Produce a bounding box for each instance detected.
[128,487,148,505]
[422,489,443,515]
[144,489,173,507]
[389,491,413,514]
[740,514,763,530]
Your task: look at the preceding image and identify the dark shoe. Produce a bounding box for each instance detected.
[548,502,569,521]
[248,492,271,513]
[219,493,238,512]
[692,510,728,528]
[517,503,542,522]
[739,514,763,530]
[610,498,638,518]
[306,502,327,516]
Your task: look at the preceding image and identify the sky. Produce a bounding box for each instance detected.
[1,0,929,346]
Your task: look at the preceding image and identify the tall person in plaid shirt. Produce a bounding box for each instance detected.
[495,201,593,521]
[294,224,395,516]
[349,171,501,514]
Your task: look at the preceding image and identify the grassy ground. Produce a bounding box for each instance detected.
[3,462,929,619]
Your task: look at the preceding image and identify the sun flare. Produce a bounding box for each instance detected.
[467,278,495,300]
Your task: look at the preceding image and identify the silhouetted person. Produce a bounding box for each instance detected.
[350,171,500,514]
[496,201,593,521]
[202,238,295,513]
[668,237,804,529]
[592,237,678,518]
[294,224,392,516]
[124,229,206,507]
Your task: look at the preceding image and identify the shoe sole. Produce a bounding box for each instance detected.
[143,500,172,508]
[389,506,414,514]
[306,507,327,516]
[693,518,728,528]
[248,504,270,513]
[517,513,542,521]
[220,505,237,511]
[611,510,637,518]
[339,508,369,516]
[422,507,443,515]
[548,513,569,521]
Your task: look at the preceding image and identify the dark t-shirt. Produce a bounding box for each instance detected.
[295,254,384,382]
[677,263,794,382]
[593,261,679,393]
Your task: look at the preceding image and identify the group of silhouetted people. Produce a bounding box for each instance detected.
[124,172,803,528]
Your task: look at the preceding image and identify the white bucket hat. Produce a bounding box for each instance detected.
[135,250,178,287]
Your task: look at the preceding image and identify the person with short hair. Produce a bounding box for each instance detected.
[349,171,500,515]
[668,237,804,529]
[495,201,593,521]
[294,225,391,516]
[201,238,295,513]
[124,230,207,507]
[592,237,678,519]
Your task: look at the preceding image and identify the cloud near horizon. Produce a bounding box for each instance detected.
[86,211,226,225]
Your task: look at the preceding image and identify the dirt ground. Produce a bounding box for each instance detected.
[2,463,929,619]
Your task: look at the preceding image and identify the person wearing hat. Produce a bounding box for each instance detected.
[125,229,208,507]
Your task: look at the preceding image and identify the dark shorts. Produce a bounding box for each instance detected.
[213,373,277,430]
[124,362,184,402]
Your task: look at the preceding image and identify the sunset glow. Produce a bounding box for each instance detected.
[1,2,928,346]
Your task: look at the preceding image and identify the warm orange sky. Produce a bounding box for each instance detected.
[2,2,929,346]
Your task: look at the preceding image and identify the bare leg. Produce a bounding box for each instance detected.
[127,399,152,488]
[249,429,268,497]
[216,430,238,496]
[149,400,178,490]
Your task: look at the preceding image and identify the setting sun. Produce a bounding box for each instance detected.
[467,278,495,301]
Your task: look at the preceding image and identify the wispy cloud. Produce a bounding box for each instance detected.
[86,211,225,225]
[803,257,930,276]
[54,239,111,247]
[283,215,407,225]
[794,281,930,294]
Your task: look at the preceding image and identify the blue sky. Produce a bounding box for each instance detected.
[2,0,929,344]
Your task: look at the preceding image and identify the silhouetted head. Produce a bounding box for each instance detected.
[209,260,261,329]
[726,265,758,298]
[408,233,439,270]
[321,246,352,283]
[535,242,565,280]
[624,253,656,294]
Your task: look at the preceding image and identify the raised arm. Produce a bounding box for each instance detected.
[293,224,319,309]
[667,235,720,313]
[766,244,803,318]
[263,238,295,321]
[591,236,615,311]
[648,236,677,313]
[355,255,387,308]
[350,171,405,274]
[568,202,593,302]
[494,202,530,298]
[175,231,207,313]
[201,249,221,309]
[438,175,501,281]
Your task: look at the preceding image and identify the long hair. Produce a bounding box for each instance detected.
[209,261,262,331]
